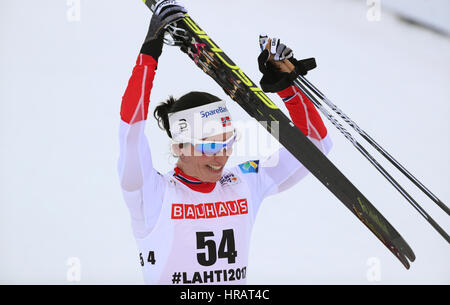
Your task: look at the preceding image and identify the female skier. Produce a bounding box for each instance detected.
[118,0,332,284]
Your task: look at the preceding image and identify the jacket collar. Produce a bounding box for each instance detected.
[173,167,216,193]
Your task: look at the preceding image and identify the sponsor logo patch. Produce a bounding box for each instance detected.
[221,116,231,127]
[238,160,259,174]
[219,172,240,187]
[171,199,248,220]
[200,106,228,118]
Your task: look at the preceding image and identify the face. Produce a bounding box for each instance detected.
[175,131,234,183]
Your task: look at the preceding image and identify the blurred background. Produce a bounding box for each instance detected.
[1,0,449,284]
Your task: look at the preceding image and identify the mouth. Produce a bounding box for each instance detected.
[206,164,223,172]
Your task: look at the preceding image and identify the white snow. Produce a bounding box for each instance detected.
[0,0,449,284]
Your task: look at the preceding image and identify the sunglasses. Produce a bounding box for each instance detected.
[192,131,237,156]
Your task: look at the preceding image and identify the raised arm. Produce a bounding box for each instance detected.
[118,52,159,190]
[270,84,333,193]
[236,37,332,210]
[117,1,187,237]
[259,37,333,194]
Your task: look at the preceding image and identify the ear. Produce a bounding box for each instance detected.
[171,143,183,157]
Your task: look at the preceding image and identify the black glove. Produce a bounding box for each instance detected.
[258,36,317,93]
[140,0,187,61]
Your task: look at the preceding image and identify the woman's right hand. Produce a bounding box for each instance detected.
[141,0,187,61]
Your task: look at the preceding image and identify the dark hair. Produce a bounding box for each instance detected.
[154,91,221,138]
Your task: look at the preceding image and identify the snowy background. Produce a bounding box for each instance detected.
[1,0,449,284]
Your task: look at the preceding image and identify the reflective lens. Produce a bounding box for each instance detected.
[194,134,236,155]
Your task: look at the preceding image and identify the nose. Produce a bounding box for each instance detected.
[214,146,232,158]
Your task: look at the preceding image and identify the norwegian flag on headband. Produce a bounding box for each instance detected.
[221,116,231,127]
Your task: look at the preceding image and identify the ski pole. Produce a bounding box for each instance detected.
[296,75,450,216]
[292,78,450,244]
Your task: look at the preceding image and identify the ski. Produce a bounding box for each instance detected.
[141,0,416,269]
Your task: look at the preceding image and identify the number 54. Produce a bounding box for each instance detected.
[196,229,237,266]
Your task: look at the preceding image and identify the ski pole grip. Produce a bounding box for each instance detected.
[265,39,296,73]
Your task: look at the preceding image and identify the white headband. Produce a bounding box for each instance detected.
[168,101,234,143]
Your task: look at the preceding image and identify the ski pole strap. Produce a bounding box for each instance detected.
[258,41,317,93]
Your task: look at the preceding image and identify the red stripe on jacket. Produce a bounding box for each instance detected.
[120,54,158,124]
[277,85,328,140]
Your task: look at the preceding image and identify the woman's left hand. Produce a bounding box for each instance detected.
[257,35,317,93]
